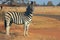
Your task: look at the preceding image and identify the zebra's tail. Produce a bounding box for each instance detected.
[4,20,7,30]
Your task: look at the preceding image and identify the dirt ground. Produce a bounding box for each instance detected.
[0,14,60,40]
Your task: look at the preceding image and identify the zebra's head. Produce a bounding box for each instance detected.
[24,1,34,16]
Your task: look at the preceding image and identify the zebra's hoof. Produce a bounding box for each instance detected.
[6,33,10,36]
[24,34,29,37]
[5,34,11,38]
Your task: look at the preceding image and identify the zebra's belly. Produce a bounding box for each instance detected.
[13,16,24,24]
[13,19,24,25]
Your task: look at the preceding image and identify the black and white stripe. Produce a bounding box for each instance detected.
[4,1,34,36]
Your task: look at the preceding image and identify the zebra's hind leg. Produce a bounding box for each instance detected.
[5,19,13,36]
[6,26,10,35]
[6,21,11,35]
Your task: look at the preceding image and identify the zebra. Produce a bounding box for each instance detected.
[4,1,34,36]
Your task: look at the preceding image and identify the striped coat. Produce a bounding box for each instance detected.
[4,12,32,25]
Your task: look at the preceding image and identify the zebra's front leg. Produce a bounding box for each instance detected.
[24,22,30,36]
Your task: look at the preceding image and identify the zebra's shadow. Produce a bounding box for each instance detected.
[0,31,6,34]
[0,30,23,37]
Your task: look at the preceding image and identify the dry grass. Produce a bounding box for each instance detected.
[1,6,60,15]
[31,16,60,29]
[34,6,60,15]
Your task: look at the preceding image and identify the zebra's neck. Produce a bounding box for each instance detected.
[24,11,33,16]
